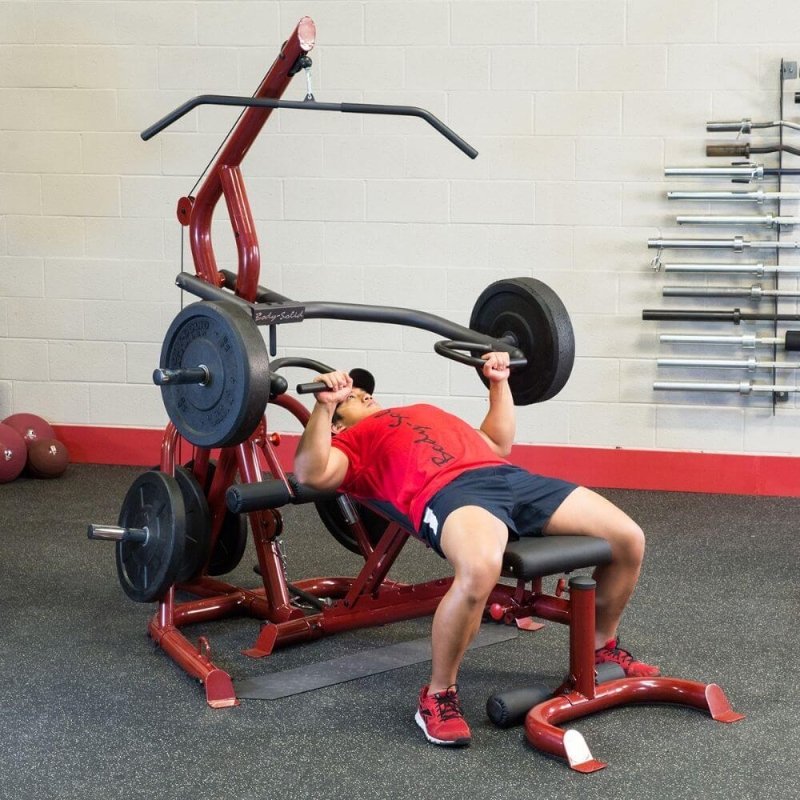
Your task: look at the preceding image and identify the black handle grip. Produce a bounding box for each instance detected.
[296,382,326,394]
[433,340,527,369]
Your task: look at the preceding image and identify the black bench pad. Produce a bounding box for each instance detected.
[501,535,612,580]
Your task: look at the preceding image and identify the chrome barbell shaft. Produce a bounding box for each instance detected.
[661,263,800,275]
[648,237,800,250]
[659,334,781,348]
[706,119,800,133]
[653,380,799,393]
[663,285,800,298]
[676,214,800,227]
[667,190,800,203]
[657,357,800,370]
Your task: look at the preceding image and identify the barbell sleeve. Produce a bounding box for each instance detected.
[87,524,149,543]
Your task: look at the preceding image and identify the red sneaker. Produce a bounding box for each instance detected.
[415,685,472,746]
[595,637,661,678]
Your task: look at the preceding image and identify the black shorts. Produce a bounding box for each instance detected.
[417,465,578,557]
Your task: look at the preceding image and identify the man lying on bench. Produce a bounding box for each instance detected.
[294,351,658,748]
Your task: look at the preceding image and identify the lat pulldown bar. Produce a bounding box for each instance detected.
[141,94,478,159]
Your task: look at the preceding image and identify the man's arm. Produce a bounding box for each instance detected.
[476,352,515,457]
[294,371,352,490]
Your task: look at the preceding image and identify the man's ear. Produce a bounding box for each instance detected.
[331,420,345,435]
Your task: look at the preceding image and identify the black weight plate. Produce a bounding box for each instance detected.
[208,511,248,576]
[315,497,391,556]
[469,278,575,404]
[173,466,212,582]
[188,459,249,576]
[159,301,270,449]
[115,471,186,603]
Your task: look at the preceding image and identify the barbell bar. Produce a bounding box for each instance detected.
[706,119,800,133]
[666,190,800,203]
[675,214,800,227]
[654,380,800,394]
[665,163,800,180]
[662,285,800,298]
[659,332,800,350]
[657,357,800,370]
[648,236,800,251]
[656,263,800,275]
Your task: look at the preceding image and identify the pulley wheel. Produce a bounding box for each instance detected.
[158,301,270,448]
[115,471,186,603]
[469,278,575,404]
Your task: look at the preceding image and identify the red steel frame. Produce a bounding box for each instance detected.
[147,17,743,769]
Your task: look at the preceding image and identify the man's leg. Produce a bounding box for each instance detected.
[429,505,509,693]
[542,486,645,649]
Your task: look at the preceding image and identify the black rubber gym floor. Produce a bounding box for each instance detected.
[1,464,797,800]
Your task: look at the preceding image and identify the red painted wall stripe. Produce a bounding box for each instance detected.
[52,424,799,497]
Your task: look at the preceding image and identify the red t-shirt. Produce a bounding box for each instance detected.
[331,403,509,530]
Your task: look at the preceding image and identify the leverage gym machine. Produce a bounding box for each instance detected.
[88,18,743,772]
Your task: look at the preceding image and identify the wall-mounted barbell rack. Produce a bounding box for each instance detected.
[645,59,800,404]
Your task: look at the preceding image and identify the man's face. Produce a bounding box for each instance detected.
[332,388,381,432]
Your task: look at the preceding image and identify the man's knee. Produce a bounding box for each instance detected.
[453,553,504,604]
[614,519,646,565]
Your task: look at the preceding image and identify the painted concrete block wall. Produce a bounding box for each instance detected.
[1,0,799,456]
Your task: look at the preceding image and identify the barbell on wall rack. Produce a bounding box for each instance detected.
[667,190,800,203]
[706,142,800,158]
[675,214,800,227]
[706,118,800,133]
[662,285,800,299]
[653,380,800,394]
[657,357,800,370]
[655,263,800,275]
[643,308,800,323]
[665,163,800,181]
[648,236,800,251]
[660,332,800,349]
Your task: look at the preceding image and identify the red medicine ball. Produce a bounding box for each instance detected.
[2,413,56,445]
[27,438,70,479]
[0,423,27,483]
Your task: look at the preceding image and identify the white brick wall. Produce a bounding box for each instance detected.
[2,0,800,458]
